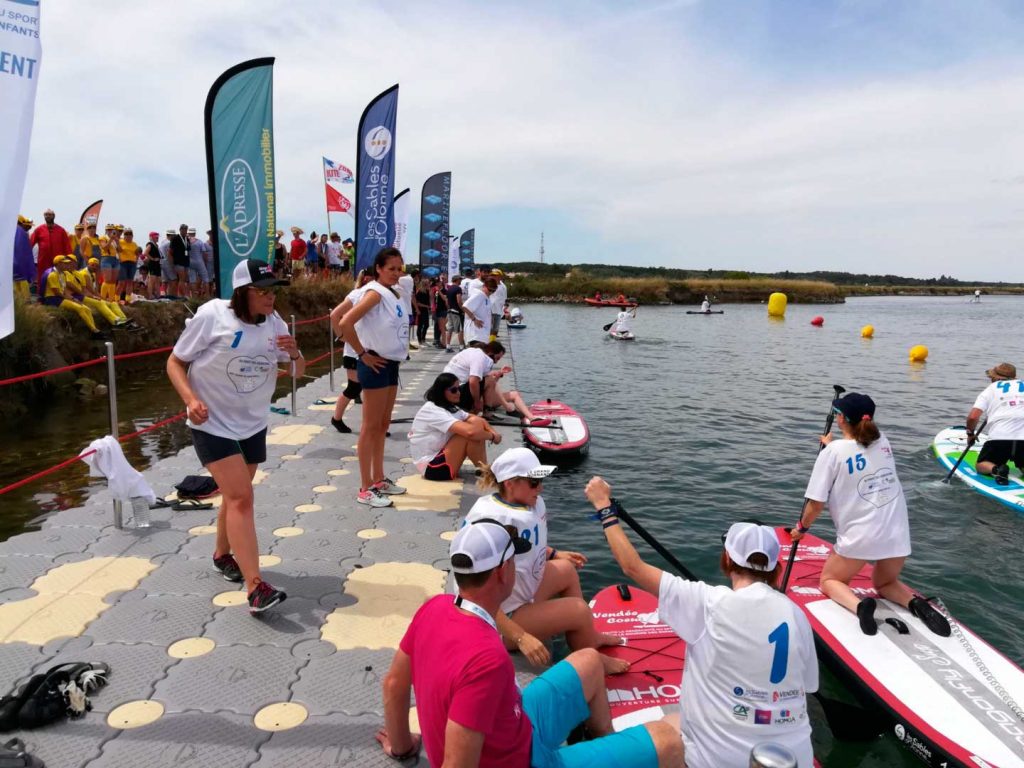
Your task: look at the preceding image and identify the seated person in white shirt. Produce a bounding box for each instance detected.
[444,342,542,423]
[408,373,502,481]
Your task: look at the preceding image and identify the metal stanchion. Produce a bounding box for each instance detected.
[105,342,123,529]
[328,320,335,391]
[749,743,797,768]
[290,314,298,415]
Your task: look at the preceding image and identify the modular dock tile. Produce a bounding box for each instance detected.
[269,532,363,562]
[86,527,188,558]
[0,554,55,592]
[292,649,396,716]
[0,641,51,689]
[204,597,329,649]
[8,718,109,768]
[132,556,235,598]
[84,594,216,646]
[0,527,98,558]
[251,713,412,768]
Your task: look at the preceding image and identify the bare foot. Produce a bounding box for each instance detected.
[597,634,626,647]
[600,653,630,675]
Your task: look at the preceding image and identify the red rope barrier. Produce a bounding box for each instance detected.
[293,314,330,327]
[306,350,333,365]
[0,356,107,387]
[118,412,187,442]
[0,449,97,497]
[113,346,174,362]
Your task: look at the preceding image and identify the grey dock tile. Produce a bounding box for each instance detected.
[0,554,55,591]
[85,595,215,646]
[269,533,362,563]
[0,641,51,689]
[1,527,97,558]
[134,557,232,598]
[360,533,448,566]
[41,505,117,529]
[252,713,411,768]
[259,561,349,601]
[370,508,457,535]
[9,717,109,768]
[204,597,328,649]
[87,528,187,558]
[292,649,394,716]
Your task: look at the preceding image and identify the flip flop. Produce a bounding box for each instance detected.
[172,499,214,511]
[150,498,173,509]
[269,406,290,415]
[313,398,334,406]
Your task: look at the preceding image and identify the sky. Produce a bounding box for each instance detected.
[17,0,1024,280]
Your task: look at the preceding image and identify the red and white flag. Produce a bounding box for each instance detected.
[326,185,352,215]
[323,157,354,184]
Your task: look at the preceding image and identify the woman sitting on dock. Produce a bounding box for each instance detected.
[408,373,502,481]
[465,448,629,674]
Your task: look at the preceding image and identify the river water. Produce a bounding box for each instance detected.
[3,296,1023,765]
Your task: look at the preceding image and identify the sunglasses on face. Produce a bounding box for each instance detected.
[446,385,460,394]
[525,477,543,489]
[249,286,276,297]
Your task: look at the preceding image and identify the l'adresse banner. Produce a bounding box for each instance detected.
[204,58,276,298]
[0,0,42,339]
[355,84,398,275]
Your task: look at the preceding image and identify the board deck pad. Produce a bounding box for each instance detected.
[779,527,1024,767]
[933,426,1024,514]
[524,400,590,456]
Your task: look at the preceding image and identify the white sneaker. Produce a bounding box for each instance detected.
[372,478,407,496]
[357,488,393,507]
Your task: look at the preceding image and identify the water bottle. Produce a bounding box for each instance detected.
[130,496,152,529]
[750,742,797,768]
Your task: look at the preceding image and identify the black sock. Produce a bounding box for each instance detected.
[857,597,878,636]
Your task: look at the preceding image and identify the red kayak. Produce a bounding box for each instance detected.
[584,297,638,308]
[523,400,590,457]
[778,527,1024,768]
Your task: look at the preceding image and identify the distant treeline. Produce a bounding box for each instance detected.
[488,262,1023,288]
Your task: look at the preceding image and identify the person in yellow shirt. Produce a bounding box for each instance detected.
[70,223,85,267]
[76,258,140,330]
[117,226,142,303]
[43,256,107,340]
[97,231,120,302]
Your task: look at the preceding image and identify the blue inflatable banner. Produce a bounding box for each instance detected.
[459,228,475,273]
[355,84,399,275]
[204,58,276,298]
[418,171,451,278]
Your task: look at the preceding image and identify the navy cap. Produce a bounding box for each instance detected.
[834,392,875,422]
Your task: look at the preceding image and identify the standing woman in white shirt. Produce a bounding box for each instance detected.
[461,277,494,348]
[587,477,817,768]
[166,259,304,615]
[339,248,410,508]
[792,392,950,637]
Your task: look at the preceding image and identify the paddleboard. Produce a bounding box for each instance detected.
[523,399,589,457]
[585,298,638,308]
[686,310,725,315]
[608,330,636,341]
[932,426,1024,514]
[779,527,1024,767]
[507,321,527,329]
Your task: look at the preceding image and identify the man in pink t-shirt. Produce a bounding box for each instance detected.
[377,518,684,768]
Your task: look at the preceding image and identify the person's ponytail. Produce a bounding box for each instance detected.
[849,417,880,447]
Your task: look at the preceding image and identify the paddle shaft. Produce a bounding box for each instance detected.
[779,384,845,593]
[615,505,699,582]
[943,418,987,483]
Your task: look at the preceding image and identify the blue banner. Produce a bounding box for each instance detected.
[355,84,399,275]
[418,171,451,278]
[204,58,276,298]
[459,228,475,274]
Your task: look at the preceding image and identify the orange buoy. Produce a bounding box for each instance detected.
[811,316,824,327]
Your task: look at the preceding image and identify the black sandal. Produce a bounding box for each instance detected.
[172,499,214,511]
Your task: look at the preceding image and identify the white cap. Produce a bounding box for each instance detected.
[449,518,531,574]
[724,523,780,571]
[490,447,556,484]
[232,259,289,290]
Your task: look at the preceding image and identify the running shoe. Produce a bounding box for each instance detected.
[992,464,1010,485]
[909,596,951,637]
[445,347,455,353]
[248,581,286,615]
[213,553,243,583]
[373,478,407,495]
[331,417,352,433]
[357,488,393,508]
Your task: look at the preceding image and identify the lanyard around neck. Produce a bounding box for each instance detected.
[454,596,497,632]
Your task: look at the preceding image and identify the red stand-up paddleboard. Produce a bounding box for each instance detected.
[523,400,590,458]
[584,298,639,308]
[778,527,1024,768]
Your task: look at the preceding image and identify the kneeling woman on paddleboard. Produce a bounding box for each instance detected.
[408,373,502,480]
[791,392,950,637]
[465,448,628,674]
[586,477,817,768]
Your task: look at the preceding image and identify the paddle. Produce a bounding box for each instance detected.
[942,418,987,483]
[602,319,616,332]
[779,384,846,593]
[615,504,699,582]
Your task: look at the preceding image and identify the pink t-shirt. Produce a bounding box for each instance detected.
[399,595,531,767]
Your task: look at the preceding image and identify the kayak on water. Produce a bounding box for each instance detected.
[608,330,636,341]
[932,426,1024,514]
[523,399,590,457]
[779,527,1024,768]
[585,297,639,308]
[686,310,725,315]
[591,584,824,766]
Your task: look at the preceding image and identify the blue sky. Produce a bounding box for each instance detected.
[18,0,1024,279]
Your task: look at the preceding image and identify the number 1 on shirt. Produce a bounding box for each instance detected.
[231,331,243,348]
[768,622,789,684]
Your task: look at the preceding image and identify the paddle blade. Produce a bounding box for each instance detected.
[812,692,886,742]
[602,322,614,331]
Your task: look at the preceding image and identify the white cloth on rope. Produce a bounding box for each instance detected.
[81,435,155,503]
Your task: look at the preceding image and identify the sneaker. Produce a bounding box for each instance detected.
[248,580,286,615]
[992,464,1010,485]
[908,596,951,637]
[112,321,130,331]
[373,478,407,495]
[357,487,393,508]
[90,331,109,341]
[213,553,243,583]
[331,417,352,433]
[445,347,455,353]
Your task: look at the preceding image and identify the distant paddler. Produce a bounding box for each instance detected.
[965,362,1024,485]
[790,393,950,637]
[611,306,635,335]
[700,295,711,313]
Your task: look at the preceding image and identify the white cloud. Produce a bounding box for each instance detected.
[18,0,1024,279]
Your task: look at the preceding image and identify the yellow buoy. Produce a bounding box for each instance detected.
[909,344,928,362]
[861,325,874,338]
[767,292,787,317]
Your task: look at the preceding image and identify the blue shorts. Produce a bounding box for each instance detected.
[524,660,658,768]
[101,256,120,270]
[356,358,400,390]
[118,261,137,281]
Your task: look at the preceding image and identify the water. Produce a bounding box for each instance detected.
[5,296,1024,764]
[503,296,1024,766]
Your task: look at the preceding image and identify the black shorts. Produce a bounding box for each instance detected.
[342,355,358,371]
[146,260,162,276]
[424,451,457,481]
[191,427,267,466]
[458,381,478,411]
[976,439,1024,468]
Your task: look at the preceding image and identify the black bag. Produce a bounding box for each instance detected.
[174,475,218,499]
[0,663,100,732]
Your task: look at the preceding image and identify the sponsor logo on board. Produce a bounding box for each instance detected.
[607,684,681,703]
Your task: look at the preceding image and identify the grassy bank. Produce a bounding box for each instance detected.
[506,270,844,304]
[840,285,1024,297]
[0,278,351,417]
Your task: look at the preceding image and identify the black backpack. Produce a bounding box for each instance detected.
[0,662,109,732]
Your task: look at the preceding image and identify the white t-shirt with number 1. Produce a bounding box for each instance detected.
[804,433,911,560]
[659,575,817,768]
[462,290,491,345]
[973,379,1024,439]
[172,299,292,441]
